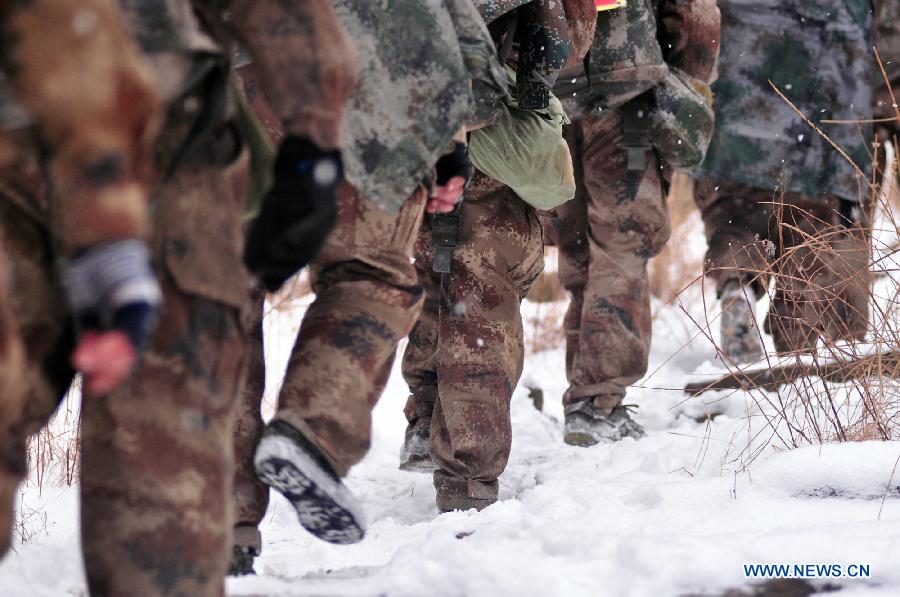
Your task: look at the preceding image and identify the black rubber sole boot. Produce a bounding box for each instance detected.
[254,420,366,545]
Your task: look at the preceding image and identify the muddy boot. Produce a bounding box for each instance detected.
[434,470,497,513]
[254,420,366,545]
[399,417,437,473]
[228,525,261,576]
[563,400,644,447]
[720,280,764,363]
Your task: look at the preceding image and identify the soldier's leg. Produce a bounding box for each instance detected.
[559,110,669,445]
[230,286,268,575]
[399,224,442,472]
[0,239,25,558]
[79,147,249,596]
[765,195,870,353]
[694,181,775,361]
[254,182,426,542]
[550,122,591,393]
[428,176,544,510]
[0,144,75,559]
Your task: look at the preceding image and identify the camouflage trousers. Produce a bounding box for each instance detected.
[232,182,428,533]
[0,235,26,558]
[694,181,871,353]
[546,110,670,415]
[0,136,249,596]
[401,173,544,493]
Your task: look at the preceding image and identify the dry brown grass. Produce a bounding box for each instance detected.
[679,138,900,468]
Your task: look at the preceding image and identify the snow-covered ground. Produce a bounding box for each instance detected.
[4,282,900,596]
[4,166,900,595]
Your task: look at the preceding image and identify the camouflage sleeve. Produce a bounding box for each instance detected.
[227,0,357,150]
[0,0,161,254]
[562,0,598,68]
[657,0,721,84]
[517,0,572,108]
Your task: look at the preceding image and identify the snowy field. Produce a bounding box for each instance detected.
[4,178,900,595]
[4,283,900,596]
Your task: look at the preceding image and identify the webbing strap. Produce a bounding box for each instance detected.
[431,204,462,274]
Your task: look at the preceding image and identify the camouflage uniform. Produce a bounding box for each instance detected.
[0,0,160,576]
[400,0,597,507]
[693,0,874,353]
[232,0,505,542]
[401,172,545,506]
[874,0,899,180]
[548,0,720,419]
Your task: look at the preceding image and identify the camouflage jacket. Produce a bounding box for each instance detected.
[556,0,720,117]
[476,0,573,109]
[696,0,874,203]
[874,0,899,137]
[0,0,160,253]
[333,0,506,213]
[118,0,356,152]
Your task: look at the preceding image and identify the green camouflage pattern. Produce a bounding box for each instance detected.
[649,67,715,170]
[874,0,899,139]
[333,0,505,212]
[475,0,572,109]
[697,0,874,203]
[555,0,720,170]
[401,172,544,495]
[555,0,668,117]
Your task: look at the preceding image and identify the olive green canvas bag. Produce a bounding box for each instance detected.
[469,70,576,210]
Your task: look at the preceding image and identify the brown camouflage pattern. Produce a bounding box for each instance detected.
[547,110,670,412]
[0,0,157,562]
[232,286,268,533]
[0,3,252,593]
[79,142,248,596]
[0,128,249,596]
[402,172,544,494]
[695,181,871,353]
[225,0,356,150]
[0,0,160,253]
[268,184,428,477]
[0,237,25,558]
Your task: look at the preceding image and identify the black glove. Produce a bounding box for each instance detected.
[63,239,162,351]
[243,136,342,292]
[434,142,473,186]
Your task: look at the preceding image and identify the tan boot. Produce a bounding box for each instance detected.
[434,470,497,513]
[720,280,764,363]
[399,417,438,473]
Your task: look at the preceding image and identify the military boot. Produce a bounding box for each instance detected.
[720,280,764,363]
[434,469,498,513]
[228,525,262,576]
[254,420,366,545]
[563,400,644,447]
[399,416,438,472]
